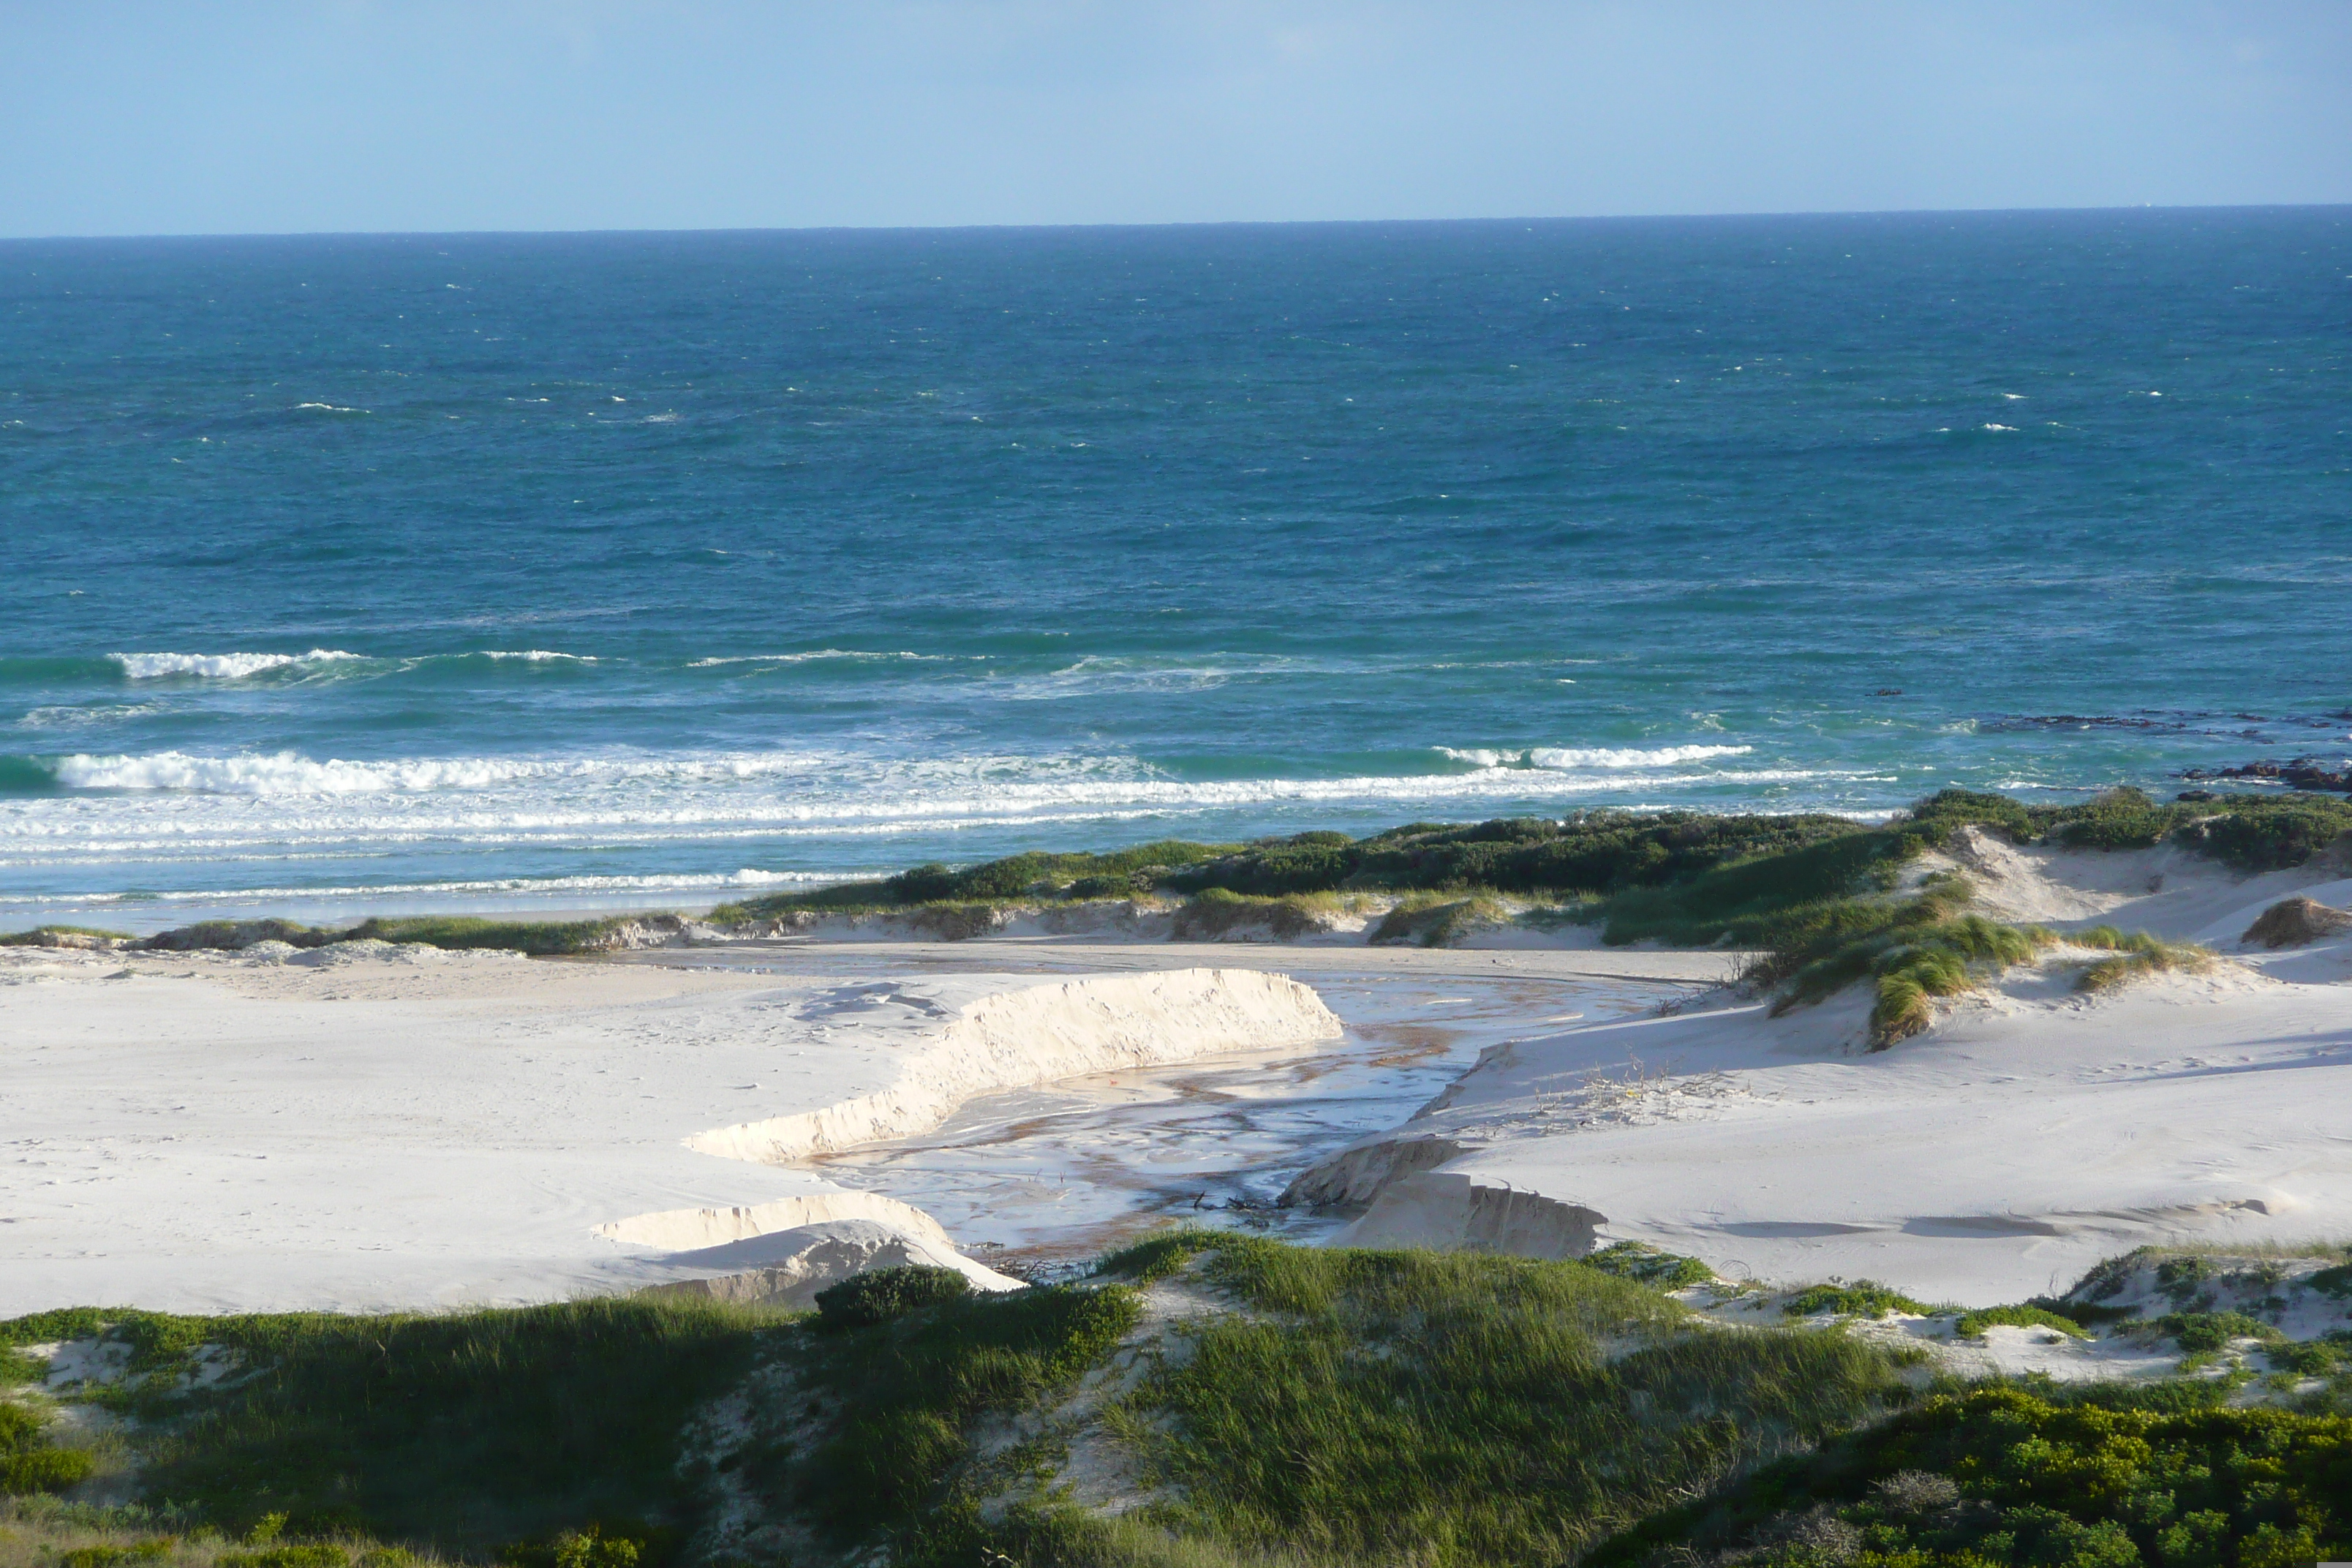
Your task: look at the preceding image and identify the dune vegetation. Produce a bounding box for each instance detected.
[17,787,2347,967]
[10,1237,2351,1568]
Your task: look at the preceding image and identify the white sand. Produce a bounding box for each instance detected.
[0,946,1336,1314]
[10,835,2349,1319]
[1332,855,2352,1304]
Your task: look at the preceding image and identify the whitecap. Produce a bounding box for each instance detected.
[1436,744,1753,770]
[474,650,597,663]
[688,650,940,667]
[110,649,364,680]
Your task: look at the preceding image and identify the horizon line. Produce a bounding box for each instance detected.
[5,200,2348,246]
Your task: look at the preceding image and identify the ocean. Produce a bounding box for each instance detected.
[4,209,2348,930]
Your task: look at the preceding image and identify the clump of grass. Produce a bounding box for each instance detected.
[1781,1279,1932,1319]
[2070,925,2215,992]
[1107,1237,1910,1568]
[1170,889,1344,941]
[1580,1240,1717,1289]
[1952,1303,2089,1340]
[1093,1231,1224,1286]
[1757,882,2054,1047]
[1365,893,1512,947]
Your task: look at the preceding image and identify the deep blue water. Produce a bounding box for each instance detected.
[3,211,2348,927]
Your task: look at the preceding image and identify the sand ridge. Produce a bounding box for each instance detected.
[0,945,1340,1314]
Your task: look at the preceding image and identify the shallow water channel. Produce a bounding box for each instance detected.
[631,945,1678,1270]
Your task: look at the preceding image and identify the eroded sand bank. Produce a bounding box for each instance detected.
[0,946,1343,1313]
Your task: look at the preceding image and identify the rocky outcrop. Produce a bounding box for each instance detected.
[2180,757,2352,792]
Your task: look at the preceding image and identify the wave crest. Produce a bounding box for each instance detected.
[110,649,363,680]
[1436,744,1753,769]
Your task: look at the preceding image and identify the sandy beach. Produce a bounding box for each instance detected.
[7,823,2350,1319]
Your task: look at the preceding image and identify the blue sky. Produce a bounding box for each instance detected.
[5,1,2350,237]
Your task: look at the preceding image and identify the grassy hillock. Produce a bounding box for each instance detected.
[1,1238,1911,1568]
[10,1237,2352,1567]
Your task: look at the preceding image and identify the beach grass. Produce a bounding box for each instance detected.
[2,1299,770,1553]
[1081,1237,1911,1568]
[2068,924,2217,992]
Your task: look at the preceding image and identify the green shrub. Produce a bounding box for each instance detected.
[0,1401,94,1496]
[1782,1280,1931,1319]
[344,916,624,955]
[813,1266,976,1330]
[2157,1311,2274,1354]
[219,1549,349,1568]
[1580,1240,1716,1289]
[56,1548,176,1568]
[1953,1303,2089,1340]
[1,1443,97,1495]
[0,924,133,946]
[1583,1384,2352,1568]
[499,1522,655,1568]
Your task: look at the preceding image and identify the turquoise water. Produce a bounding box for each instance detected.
[3,211,2348,927]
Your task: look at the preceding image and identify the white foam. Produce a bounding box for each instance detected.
[22,869,856,908]
[1438,744,1753,770]
[475,650,596,663]
[110,650,363,681]
[687,650,940,667]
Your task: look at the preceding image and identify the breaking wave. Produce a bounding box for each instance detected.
[110,650,364,680]
[1436,744,1754,769]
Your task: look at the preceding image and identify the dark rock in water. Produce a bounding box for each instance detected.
[2241,896,2352,949]
[2179,756,2352,792]
[2174,790,2217,802]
